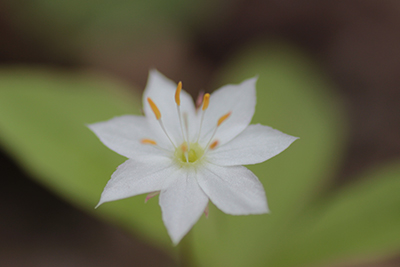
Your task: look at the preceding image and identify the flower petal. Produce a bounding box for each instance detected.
[199,77,257,146]
[143,70,197,144]
[159,168,208,245]
[97,158,178,207]
[197,164,268,215]
[207,124,298,166]
[88,115,173,159]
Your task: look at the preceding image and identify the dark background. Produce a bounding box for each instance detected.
[1,1,399,266]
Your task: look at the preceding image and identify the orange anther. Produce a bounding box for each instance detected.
[181,143,188,152]
[202,93,210,111]
[209,140,219,149]
[141,139,157,145]
[175,81,182,106]
[147,97,161,120]
[217,111,232,126]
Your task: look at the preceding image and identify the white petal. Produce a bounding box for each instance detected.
[197,164,268,215]
[97,158,178,207]
[159,168,208,245]
[207,124,298,166]
[199,77,257,146]
[143,70,197,145]
[88,115,172,159]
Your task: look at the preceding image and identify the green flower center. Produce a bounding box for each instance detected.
[175,142,204,164]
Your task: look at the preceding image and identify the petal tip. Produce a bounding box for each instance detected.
[289,135,300,143]
[171,237,182,246]
[166,227,187,246]
[242,76,258,88]
[94,200,103,209]
[149,68,161,77]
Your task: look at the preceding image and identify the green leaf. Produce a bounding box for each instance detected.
[191,41,347,266]
[0,68,172,250]
[269,161,400,267]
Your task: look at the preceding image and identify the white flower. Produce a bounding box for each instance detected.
[89,70,298,245]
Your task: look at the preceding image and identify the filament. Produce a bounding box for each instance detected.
[202,111,232,156]
[196,93,210,142]
[175,82,189,161]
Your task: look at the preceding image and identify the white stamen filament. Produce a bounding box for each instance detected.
[141,139,172,153]
[158,119,177,149]
[202,126,219,155]
[196,111,205,143]
[196,93,210,142]
[175,82,190,162]
[177,106,189,162]
[183,112,190,161]
[202,111,232,157]
[153,144,171,153]
[147,97,177,149]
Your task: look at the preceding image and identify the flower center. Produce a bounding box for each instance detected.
[175,142,204,164]
[142,81,232,164]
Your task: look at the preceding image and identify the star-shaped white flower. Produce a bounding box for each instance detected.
[89,70,298,244]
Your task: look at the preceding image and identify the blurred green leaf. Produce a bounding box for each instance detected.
[269,161,400,267]
[191,42,347,266]
[0,68,173,250]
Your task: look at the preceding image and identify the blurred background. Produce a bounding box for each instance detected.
[0,0,400,266]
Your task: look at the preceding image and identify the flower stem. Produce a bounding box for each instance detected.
[178,230,198,267]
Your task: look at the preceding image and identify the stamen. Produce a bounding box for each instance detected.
[140,139,170,153]
[147,97,176,148]
[201,111,232,157]
[183,113,190,142]
[202,93,210,110]
[183,112,191,161]
[159,120,177,149]
[196,93,210,142]
[209,140,219,149]
[141,139,157,145]
[147,97,161,120]
[217,111,232,126]
[175,82,189,161]
[175,81,182,106]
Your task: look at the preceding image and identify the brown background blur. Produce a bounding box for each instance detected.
[0,1,399,266]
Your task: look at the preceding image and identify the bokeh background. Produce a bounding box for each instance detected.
[0,1,400,266]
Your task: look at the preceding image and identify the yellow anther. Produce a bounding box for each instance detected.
[202,93,210,111]
[209,140,219,149]
[175,81,182,106]
[217,111,232,126]
[141,139,157,145]
[147,97,161,120]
